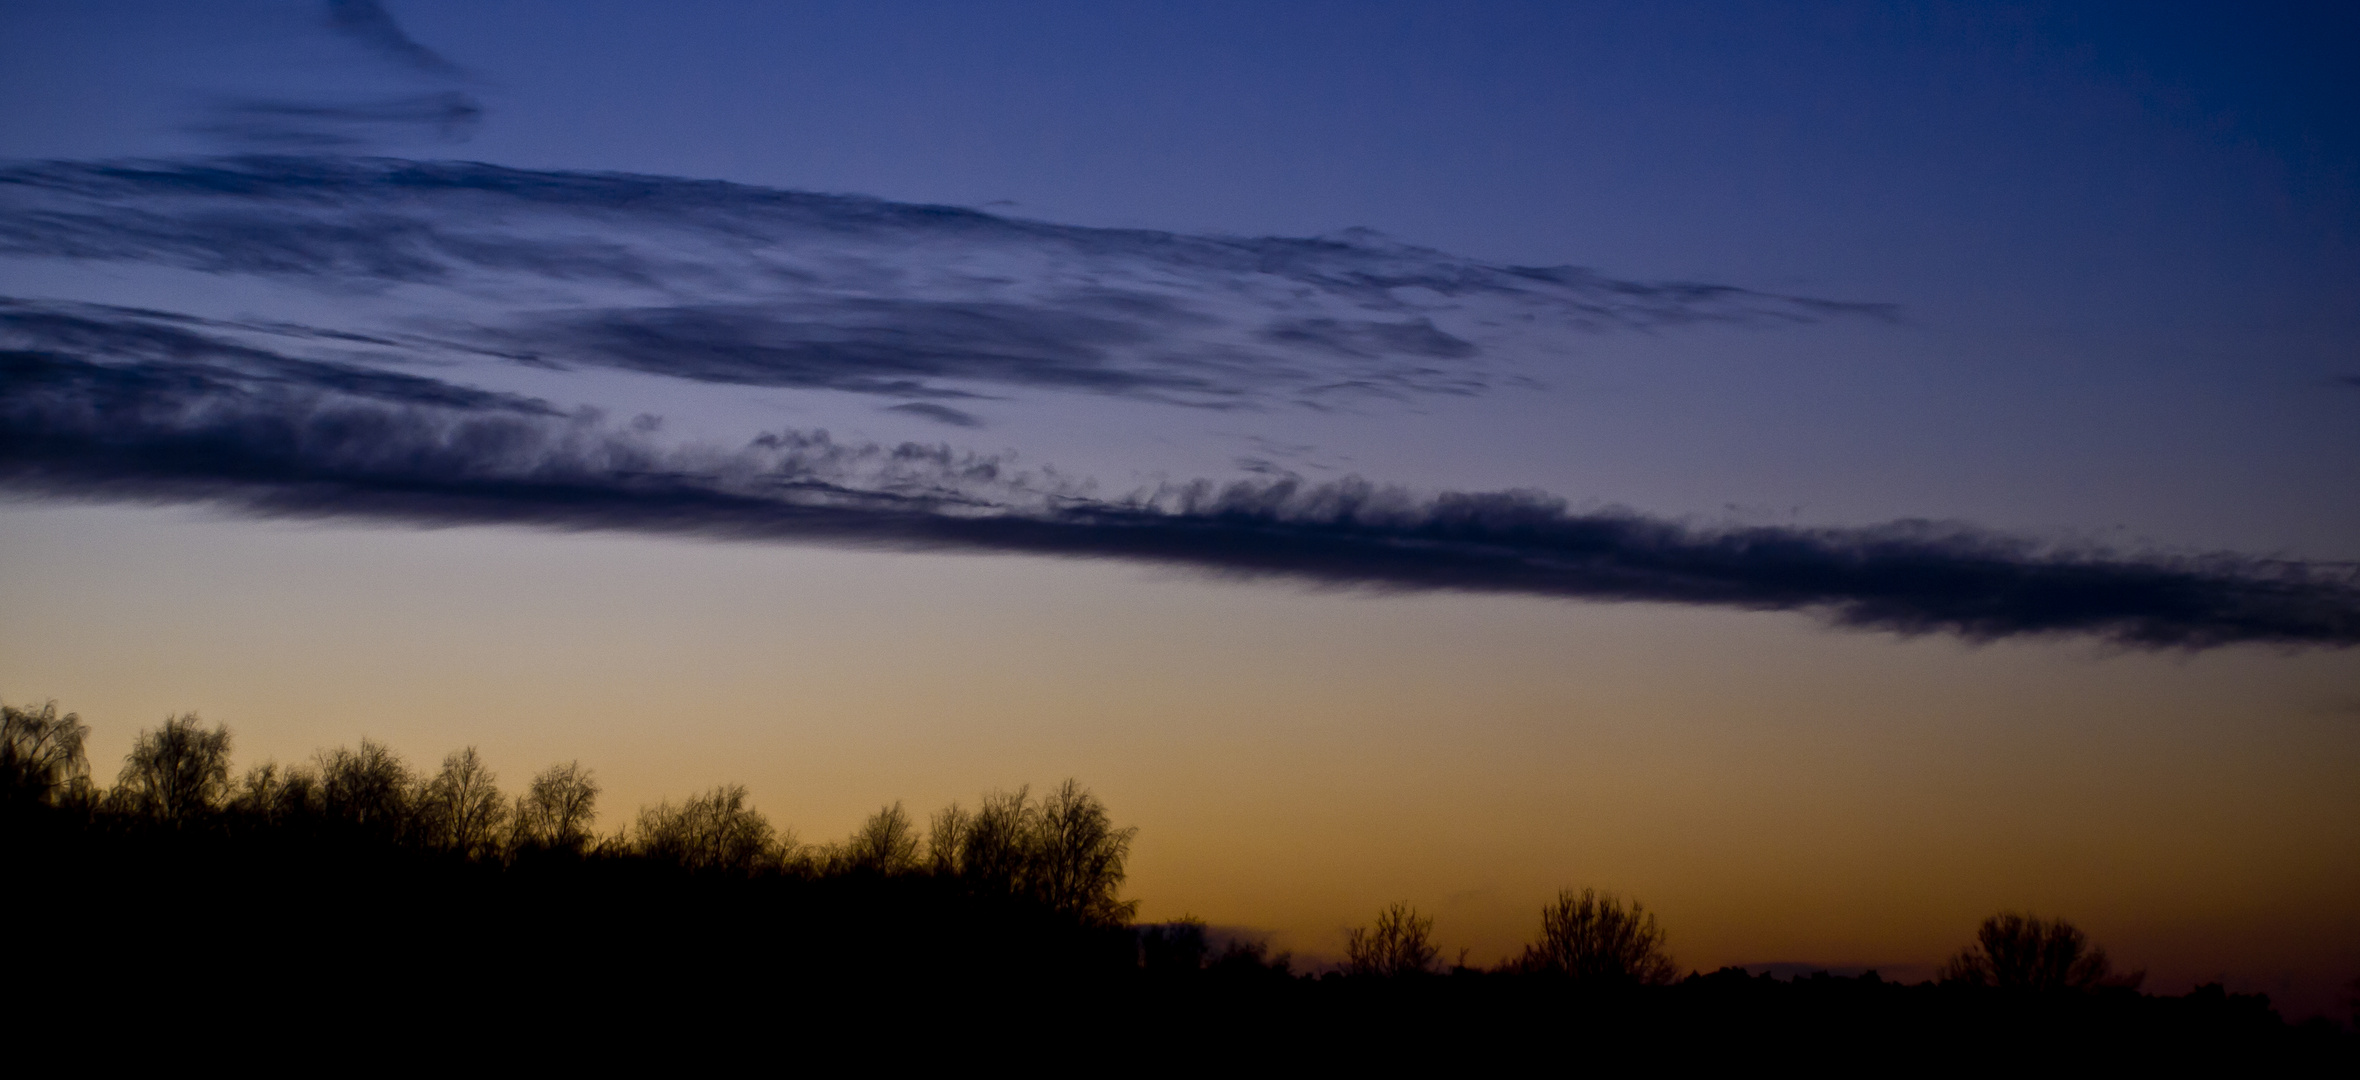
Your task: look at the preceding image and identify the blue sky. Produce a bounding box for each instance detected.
[6,0,2355,557]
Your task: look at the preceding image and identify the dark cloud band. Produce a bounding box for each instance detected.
[4,331,2350,651]
[0,157,1891,409]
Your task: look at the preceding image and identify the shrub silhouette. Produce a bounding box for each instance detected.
[1140,918,1212,974]
[1346,903,1439,977]
[1516,887,1678,984]
[1939,912,2134,991]
[114,713,233,823]
[1,699,90,808]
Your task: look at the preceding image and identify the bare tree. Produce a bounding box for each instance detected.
[1,699,90,808]
[957,786,1037,895]
[1033,780,1139,925]
[1516,888,1678,984]
[316,739,415,838]
[115,713,233,823]
[512,760,599,853]
[926,802,971,876]
[839,801,922,875]
[1939,912,2135,991]
[633,784,786,873]
[229,760,321,824]
[1346,903,1440,977]
[420,746,507,858]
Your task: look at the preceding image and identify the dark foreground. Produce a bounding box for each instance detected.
[12,809,2350,1069]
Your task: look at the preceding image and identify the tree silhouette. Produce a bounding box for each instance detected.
[1516,888,1677,984]
[228,760,322,824]
[1346,903,1439,977]
[632,784,785,873]
[1139,917,1211,974]
[512,760,599,853]
[115,713,233,823]
[956,786,1037,896]
[1939,912,2133,991]
[317,739,416,840]
[421,746,507,859]
[839,801,922,875]
[925,802,971,876]
[1,699,90,808]
[1032,780,1139,925]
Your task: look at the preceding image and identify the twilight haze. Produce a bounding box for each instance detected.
[2,1,2355,1011]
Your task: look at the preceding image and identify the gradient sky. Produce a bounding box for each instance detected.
[2,1,2356,1013]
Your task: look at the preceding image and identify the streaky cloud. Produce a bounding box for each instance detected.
[0,298,558,416]
[191,93,484,151]
[4,340,2350,652]
[327,0,464,76]
[0,157,1892,409]
[886,402,985,428]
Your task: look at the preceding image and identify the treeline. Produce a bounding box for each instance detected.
[4,700,2351,1064]
[6,704,1136,923]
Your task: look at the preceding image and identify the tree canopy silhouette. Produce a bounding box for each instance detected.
[421,746,508,858]
[318,739,418,839]
[836,800,923,875]
[4,696,2351,1067]
[1515,888,1678,984]
[512,760,599,854]
[1939,912,2136,991]
[115,713,233,823]
[633,783,787,872]
[1,699,90,808]
[1346,903,1440,977]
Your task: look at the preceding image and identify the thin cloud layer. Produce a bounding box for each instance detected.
[5,319,2351,651]
[193,93,485,151]
[0,298,556,415]
[0,157,1889,410]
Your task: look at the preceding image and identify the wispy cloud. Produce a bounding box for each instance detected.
[325,0,465,76]
[191,93,483,151]
[5,313,2350,651]
[0,157,1890,410]
[885,402,985,428]
[0,299,556,415]
[168,2,480,152]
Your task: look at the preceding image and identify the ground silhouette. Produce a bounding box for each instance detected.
[3,698,2350,1063]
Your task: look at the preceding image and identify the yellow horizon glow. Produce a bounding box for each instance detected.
[4,503,2354,1008]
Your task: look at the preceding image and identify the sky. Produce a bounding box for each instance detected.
[2,0,2356,1011]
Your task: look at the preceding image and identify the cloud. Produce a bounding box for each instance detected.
[174,4,476,151]
[3,339,2351,651]
[502,301,1230,402]
[886,402,984,428]
[326,0,464,76]
[191,92,483,150]
[0,157,1891,409]
[0,298,557,415]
